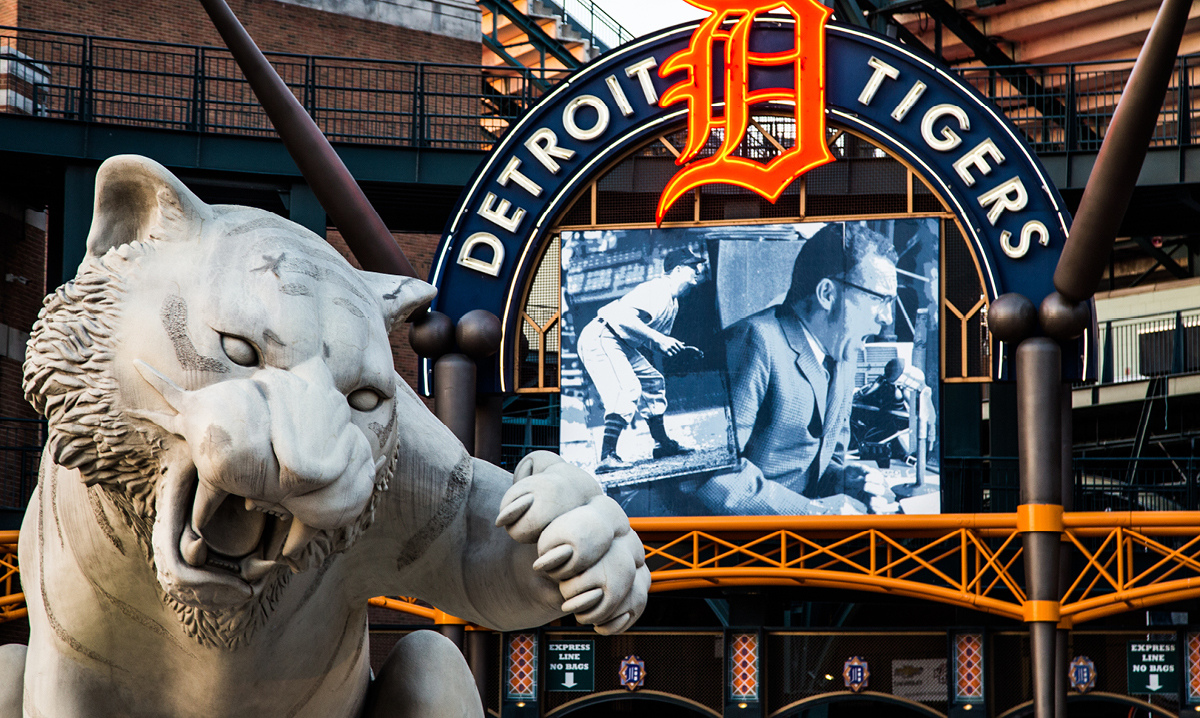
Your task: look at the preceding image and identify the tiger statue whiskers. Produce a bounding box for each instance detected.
[0,155,649,718]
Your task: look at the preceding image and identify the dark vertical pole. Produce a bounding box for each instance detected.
[1017,338,1063,718]
[191,45,203,132]
[414,63,426,149]
[438,623,465,650]
[476,394,504,465]
[467,630,493,714]
[1055,385,1074,718]
[435,353,477,453]
[79,36,92,122]
[1102,321,1114,384]
[1066,64,1077,153]
[1173,310,1185,374]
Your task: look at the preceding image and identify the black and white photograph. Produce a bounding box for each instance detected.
[560,219,941,518]
[559,228,740,499]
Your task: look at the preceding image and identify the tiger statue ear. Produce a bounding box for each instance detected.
[358,271,437,331]
[86,154,212,260]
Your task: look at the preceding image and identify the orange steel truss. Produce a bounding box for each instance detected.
[631,512,1200,628]
[0,530,23,624]
[5,513,1200,627]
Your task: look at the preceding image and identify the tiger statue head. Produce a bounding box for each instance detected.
[23,154,435,647]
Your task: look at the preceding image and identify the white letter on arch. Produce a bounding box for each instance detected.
[978,177,1028,225]
[525,128,575,174]
[563,95,611,141]
[478,192,526,233]
[457,232,506,276]
[858,57,899,106]
[921,104,969,152]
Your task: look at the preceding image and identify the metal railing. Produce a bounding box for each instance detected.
[535,0,634,54]
[1095,308,1200,385]
[4,26,1200,155]
[944,456,1200,513]
[955,54,1200,153]
[0,419,45,511]
[0,27,541,150]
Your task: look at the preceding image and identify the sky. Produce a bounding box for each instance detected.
[594,0,709,37]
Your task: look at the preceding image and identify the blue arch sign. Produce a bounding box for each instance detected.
[429,19,1072,393]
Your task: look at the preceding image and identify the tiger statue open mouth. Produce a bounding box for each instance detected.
[5,155,649,718]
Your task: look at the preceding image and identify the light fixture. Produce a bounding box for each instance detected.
[824,674,834,681]
[737,703,748,709]
[963,705,973,711]
[516,702,525,708]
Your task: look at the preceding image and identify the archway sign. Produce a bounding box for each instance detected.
[429,6,1073,394]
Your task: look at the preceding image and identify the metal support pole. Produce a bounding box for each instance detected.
[467,630,493,712]
[1017,338,1063,718]
[434,353,477,453]
[1055,385,1074,718]
[476,394,504,465]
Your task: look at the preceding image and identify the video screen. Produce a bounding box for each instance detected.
[560,219,941,517]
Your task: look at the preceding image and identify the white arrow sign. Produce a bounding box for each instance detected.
[1147,674,1162,691]
[562,673,577,688]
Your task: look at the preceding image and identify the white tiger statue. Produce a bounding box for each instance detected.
[0,155,649,718]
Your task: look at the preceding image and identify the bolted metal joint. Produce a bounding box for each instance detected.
[456,309,503,361]
[409,310,456,359]
[1039,291,1090,342]
[988,293,1038,344]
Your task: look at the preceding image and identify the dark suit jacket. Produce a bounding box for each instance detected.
[724,303,855,498]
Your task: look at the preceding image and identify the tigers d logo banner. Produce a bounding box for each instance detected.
[656,0,835,224]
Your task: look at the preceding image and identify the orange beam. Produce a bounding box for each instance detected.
[5,513,1200,630]
[368,597,438,621]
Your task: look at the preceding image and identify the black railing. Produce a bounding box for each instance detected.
[5,27,1200,155]
[535,0,634,54]
[0,418,45,511]
[1095,308,1200,385]
[955,54,1200,153]
[943,456,1200,513]
[0,27,541,150]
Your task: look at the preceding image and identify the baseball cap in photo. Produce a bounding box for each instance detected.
[663,247,705,273]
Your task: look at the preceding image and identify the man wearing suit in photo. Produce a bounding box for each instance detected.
[697,224,933,515]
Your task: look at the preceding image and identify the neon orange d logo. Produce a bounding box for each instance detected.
[656,0,834,224]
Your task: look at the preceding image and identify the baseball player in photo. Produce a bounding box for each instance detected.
[578,247,707,472]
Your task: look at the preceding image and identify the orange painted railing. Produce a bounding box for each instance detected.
[631,512,1200,628]
[5,512,1200,627]
[0,530,23,624]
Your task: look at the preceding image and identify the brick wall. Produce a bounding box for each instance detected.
[11,0,480,65]
[326,229,439,407]
[0,0,16,29]
[0,204,46,421]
